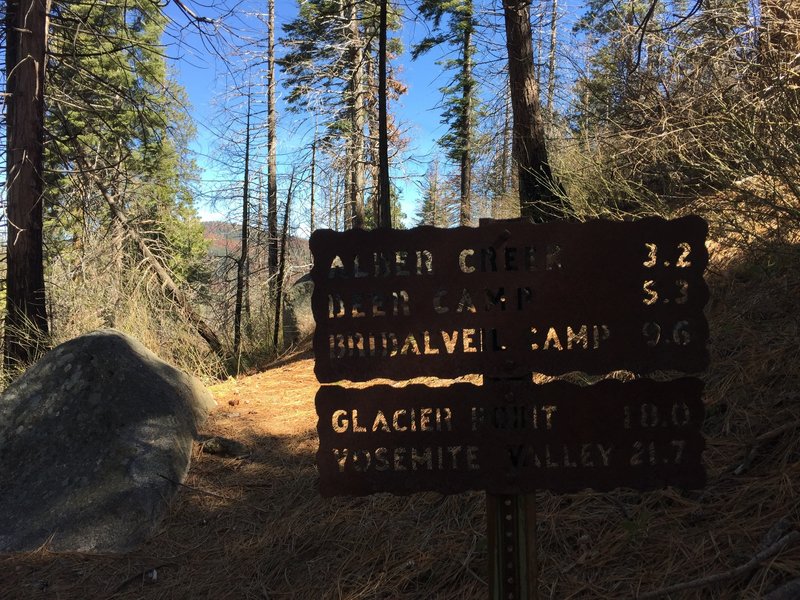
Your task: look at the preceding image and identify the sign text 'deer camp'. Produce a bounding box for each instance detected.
[310,216,709,382]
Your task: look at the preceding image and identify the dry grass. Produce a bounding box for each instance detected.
[3,213,800,599]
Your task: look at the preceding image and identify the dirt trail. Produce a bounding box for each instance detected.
[3,351,486,600]
[209,350,319,439]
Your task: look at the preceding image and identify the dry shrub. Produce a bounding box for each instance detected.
[46,232,226,383]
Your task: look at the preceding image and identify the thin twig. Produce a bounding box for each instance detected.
[157,474,272,514]
[638,531,800,599]
[108,562,176,596]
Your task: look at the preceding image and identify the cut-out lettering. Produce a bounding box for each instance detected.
[531,324,608,351]
[485,288,506,311]
[416,250,434,275]
[353,255,369,278]
[480,247,497,272]
[456,289,477,313]
[545,244,562,270]
[433,289,448,314]
[395,251,410,276]
[462,328,478,352]
[675,279,689,304]
[328,294,345,318]
[642,322,661,347]
[643,280,658,305]
[400,333,421,355]
[566,325,588,350]
[459,249,476,273]
[671,440,685,463]
[543,327,563,351]
[676,242,692,267]
[351,294,365,318]
[392,291,410,316]
[672,402,690,426]
[643,243,657,267]
[672,320,691,345]
[504,247,518,271]
[329,255,346,278]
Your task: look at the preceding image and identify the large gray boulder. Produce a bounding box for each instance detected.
[0,329,216,553]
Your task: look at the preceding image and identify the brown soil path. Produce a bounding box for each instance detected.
[1,350,486,599]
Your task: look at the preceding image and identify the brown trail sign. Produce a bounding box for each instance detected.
[309,215,710,599]
[311,216,709,382]
[316,378,705,497]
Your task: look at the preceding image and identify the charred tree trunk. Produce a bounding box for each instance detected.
[377,0,392,228]
[273,172,294,350]
[234,92,252,359]
[4,0,51,368]
[364,44,381,226]
[310,132,317,232]
[503,0,565,222]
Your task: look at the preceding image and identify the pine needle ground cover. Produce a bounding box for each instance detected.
[2,217,800,599]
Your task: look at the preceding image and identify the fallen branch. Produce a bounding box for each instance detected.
[735,421,800,475]
[638,531,800,599]
[92,178,226,359]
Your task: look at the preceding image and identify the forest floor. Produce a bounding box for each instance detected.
[4,213,800,599]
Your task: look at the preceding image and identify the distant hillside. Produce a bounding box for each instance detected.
[202,221,310,265]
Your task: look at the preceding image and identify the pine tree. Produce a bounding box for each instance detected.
[3,0,50,366]
[503,0,565,221]
[413,0,478,226]
[46,0,207,280]
[416,158,458,227]
[39,0,217,355]
[280,0,405,230]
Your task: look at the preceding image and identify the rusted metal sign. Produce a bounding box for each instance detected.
[310,216,709,382]
[316,378,705,496]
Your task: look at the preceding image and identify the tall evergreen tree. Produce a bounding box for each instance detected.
[412,0,478,226]
[46,0,207,280]
[503,0,564,221]
[280,0,405,229]
[4,0,50,366]
[416,158,458,226]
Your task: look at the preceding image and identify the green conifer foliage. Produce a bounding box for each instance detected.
[46,0,207,283]
[412,0,479,225]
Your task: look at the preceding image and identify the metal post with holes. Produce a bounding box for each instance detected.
[487,492,538,600]
[485,374,539,600]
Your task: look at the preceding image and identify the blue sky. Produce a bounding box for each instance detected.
[164,0,581,231]
[165,0,455,229]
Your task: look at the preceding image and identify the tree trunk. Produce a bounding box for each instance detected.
[4,0,50,368]
[377,0,392,228]
[503,0,564,222]
[546,0,558,113]
[459,6,474,226]
[347,2,366,229]
[310,132,317,232]
[273,172,294,350]
[267,0,279,282]
[502,86,514,192]
[234,92,251,359]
